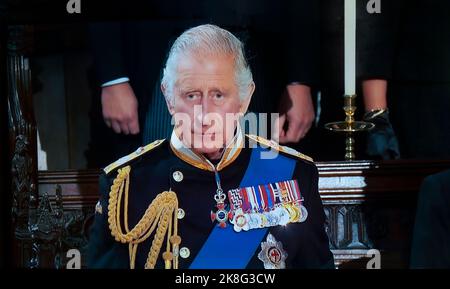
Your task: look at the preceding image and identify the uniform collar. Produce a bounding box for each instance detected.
[170,125,244,172]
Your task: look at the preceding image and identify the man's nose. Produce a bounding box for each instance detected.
[201,96,213,114]
[199,97,214,125]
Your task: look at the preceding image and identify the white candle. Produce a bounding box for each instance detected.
[344,0,356,95]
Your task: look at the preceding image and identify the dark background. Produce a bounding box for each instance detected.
[3,0,450,171]
[2,0,450,270]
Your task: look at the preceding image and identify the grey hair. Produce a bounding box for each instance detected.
[161,24,254,104]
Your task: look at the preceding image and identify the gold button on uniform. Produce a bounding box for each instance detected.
[177,208,185,219]
[172,171,183,182]
[179,247,190,259]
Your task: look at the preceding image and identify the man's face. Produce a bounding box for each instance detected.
[165,52,252,156]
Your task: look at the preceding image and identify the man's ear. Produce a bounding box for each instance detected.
[239,82,255,114]
[161,84,175,115]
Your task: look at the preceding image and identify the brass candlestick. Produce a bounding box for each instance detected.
[324,94,374,160]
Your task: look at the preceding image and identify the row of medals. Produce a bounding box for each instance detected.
[229,201,308,232]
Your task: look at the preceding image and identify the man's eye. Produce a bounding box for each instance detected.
[187,94,199,100]
[214,94,223,99]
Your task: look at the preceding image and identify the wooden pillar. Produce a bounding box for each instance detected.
[7,24,39,268]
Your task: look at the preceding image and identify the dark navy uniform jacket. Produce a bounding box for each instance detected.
[87,135,334,269]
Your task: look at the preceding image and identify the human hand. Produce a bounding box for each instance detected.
[101,82,140,135]
[364,109,400,160]
[278,84,315,144]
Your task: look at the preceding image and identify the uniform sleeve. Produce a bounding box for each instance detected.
[283,0,320,87]
[292,163,335,269]
[88,22,128,85]
[86,173,128,268]
[410,170,450,268]
[357,1,403,80]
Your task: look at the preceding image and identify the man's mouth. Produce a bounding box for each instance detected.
[193,132,217,137]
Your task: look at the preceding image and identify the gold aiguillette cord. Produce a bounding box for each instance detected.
[107,165,181,269]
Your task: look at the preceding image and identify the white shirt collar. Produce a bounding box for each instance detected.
[170,125,244,171]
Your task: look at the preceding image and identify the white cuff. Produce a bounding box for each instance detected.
[101,77,130,87]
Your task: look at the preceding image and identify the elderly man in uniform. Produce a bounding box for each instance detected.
[87,24,334,269]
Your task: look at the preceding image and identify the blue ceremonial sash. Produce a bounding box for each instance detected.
[189,146,297,269]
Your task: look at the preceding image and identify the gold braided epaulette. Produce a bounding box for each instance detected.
[246,134,314,163]
[103,139,166,175]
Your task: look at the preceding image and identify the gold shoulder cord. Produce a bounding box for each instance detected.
[107,165,181,269]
